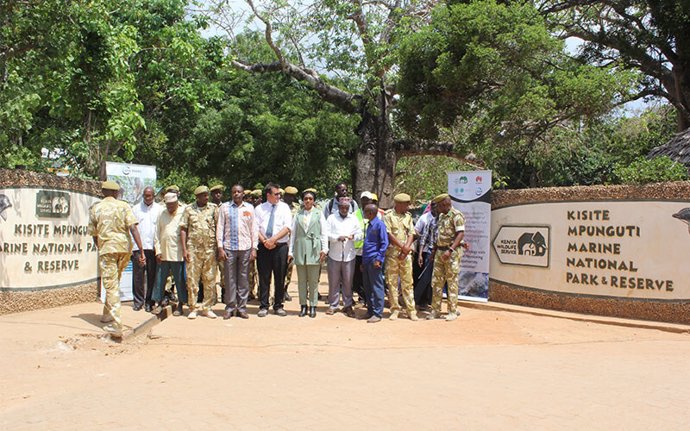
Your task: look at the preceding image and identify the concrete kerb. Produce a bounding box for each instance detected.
[120,305,173,342]
[461,300,690,335]
[111,300,690,340]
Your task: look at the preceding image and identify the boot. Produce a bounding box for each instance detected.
[299,305,307,317]
[309,306,316,318]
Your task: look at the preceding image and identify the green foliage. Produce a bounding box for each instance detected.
[481,105,678,188]
[393,0,681,190]
[396,0,635,142]
[613,156,688,184]
[0,0,150,176]
[0,0,217,178]
[147,61,360,194]
[395,156,478,203]
[542,0,690,129]
[0,144,48,171]
[158,170,201,204]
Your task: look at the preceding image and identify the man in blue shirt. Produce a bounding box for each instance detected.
[361,203,389,323]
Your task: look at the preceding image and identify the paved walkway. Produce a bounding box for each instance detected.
[2,284,690,430]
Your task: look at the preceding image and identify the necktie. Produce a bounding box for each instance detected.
[266,204,276,237]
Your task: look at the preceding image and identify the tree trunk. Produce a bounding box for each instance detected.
[672,63,690,131]
[353,108,397,209]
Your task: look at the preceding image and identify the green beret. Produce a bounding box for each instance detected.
[394,193,411,203]
[102,181,120,191]
[209,184,225,192]
[284,186,298,195]
[432,193,449,204]
[194,185,209,195]
[166,185,180,192]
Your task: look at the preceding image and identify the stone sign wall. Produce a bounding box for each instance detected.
[0,169,101,314]
[490,182,690,324]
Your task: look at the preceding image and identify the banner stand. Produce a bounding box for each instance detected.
[448,170,492,302]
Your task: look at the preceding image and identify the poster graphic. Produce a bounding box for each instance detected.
[103,162,157,301]
[448,170,492,302]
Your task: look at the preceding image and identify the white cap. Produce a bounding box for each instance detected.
[360,191,374,200]
[164,192,178,203]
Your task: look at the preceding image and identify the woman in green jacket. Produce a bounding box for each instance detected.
[288,190,328,317]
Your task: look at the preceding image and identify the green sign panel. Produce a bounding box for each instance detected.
[35,190,71,218]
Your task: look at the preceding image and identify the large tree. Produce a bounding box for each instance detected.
[396,0,635,187]
[0,0,217,178]
[201,0,461,206]
[539,0,690,130]
[0,0,144,177]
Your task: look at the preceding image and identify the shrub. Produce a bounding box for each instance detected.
[613,156,688,184]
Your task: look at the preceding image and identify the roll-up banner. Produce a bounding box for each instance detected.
[103,162,157,302]
[448,171,492,302]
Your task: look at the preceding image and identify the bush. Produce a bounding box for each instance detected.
[613,156,688,184]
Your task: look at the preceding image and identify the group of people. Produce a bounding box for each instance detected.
[88,180,467,338]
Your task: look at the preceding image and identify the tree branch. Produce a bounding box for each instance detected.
[395,138,485,167]
[231,59,360,114]
[245,0,286,69]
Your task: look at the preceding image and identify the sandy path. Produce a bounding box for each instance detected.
[2,286,689,430]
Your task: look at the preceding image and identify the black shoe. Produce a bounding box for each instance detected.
[173,303,184,317]
[284,291,293,302]
[309,306,316,318]
[299,305,307,317]
[132,304,142,311]
[144,303,152,313]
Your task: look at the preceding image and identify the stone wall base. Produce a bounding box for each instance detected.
[490,281,690,325]
[0,283,99,315]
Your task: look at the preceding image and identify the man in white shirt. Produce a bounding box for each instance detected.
[255,183,293,317]
[325,197,363,317]
[131,186,162,312]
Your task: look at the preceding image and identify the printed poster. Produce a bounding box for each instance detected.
[102,162,157,302]
[448,170,492,302]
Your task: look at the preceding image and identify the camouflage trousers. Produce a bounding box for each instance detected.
[99,252,130,331]
[216,260,225,302]
[285,257,294,288]
[186,246,217,312]
[431,250,461,314]
[384,252,415,314]
[249,259,257,297]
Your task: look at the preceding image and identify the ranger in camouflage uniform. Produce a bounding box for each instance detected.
[282,186,300,300]
[247,189,263,300]
[383,193,417,321]
[89,181,146,338]
[210,184,225,303]
[427,193,466,321]
[180,186,218,319]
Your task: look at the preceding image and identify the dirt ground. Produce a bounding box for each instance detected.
[2,281,690,430]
